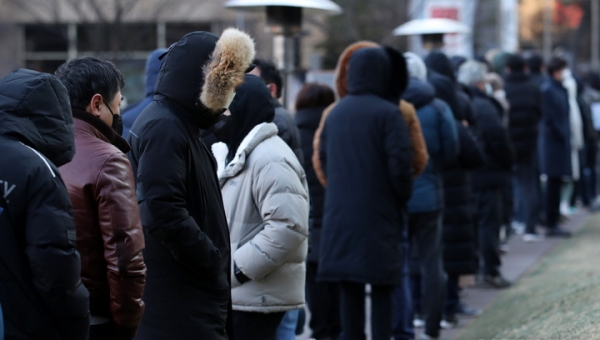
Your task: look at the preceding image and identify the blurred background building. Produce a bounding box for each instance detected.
[0,0,599,106]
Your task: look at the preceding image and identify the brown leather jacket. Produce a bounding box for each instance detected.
[59,109,146,339]
[312,41,429,187]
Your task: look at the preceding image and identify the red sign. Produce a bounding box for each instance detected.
[429,6,459,20]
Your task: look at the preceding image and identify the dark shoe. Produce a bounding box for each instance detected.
[546,227,571,237]
[456,303,482,316]
[481,274,511,288]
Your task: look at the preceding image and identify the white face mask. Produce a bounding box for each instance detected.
[562,68,572,80]
[485,83,494,96]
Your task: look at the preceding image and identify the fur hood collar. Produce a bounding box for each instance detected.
[334,41,379,99]
[212,122,278,182]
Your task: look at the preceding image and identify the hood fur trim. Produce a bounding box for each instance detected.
[334,41,379,99]
[201,28,256,112]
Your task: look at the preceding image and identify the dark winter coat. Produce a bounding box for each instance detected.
[122,48,167,137]
[470,87,515,190]
[318,47,413,285]
[0,69,90,339]
[128,32,232,340]
[296,106,327,264]
[427,70,462,120]
[272,99,304,165]
[504,71,542,163]
[403,78,459,213]
[540,78,572,178]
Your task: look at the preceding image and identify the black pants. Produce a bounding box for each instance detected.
[408,211,446,337]
[90,322,115,340]
[306,262,341,340]
[444,274,460,316]
[233,311,285,340]
[475,188,502,276]
[339,282,394,340]
[545,177,562,229]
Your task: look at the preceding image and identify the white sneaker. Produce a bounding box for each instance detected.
[413,317,425,328]
[523,233,544,242]
[560,202,573,216]
[511,221,525,235]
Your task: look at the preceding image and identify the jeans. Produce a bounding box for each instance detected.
[339,282,394,340]
[514,157,540,234]
[408,210,446,338]
[0,304,4,340]
[233,311,286,340]
[306,262,341,340]
[392,241,414,340]
[276,310,299,340]
[475,189,502,276]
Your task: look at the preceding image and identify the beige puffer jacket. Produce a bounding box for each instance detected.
[213,122,309,313]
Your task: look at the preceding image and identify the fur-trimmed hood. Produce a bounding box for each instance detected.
[154,28,255,121]
[334,41,379,99]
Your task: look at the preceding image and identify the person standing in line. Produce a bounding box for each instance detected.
[294,83,340,340]
[250,59,304,165]
[318,46,413,340]
[127,29,255,339]
[504,54,543,242]
[121,48,167,137]
[311,41,427,340]
[401,52,459,340]
[210,74,309,340]
[0,69,90,340]
[540,57,573,237]
[55,57,147,340]
[458,60,515,288]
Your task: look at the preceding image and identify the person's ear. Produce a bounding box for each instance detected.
[267,83,278,99]
[86,94,104,117]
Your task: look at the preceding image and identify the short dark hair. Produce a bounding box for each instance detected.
[55,57,124,109]
[253,58,283,98]
[506,54,525,72]
[546,57,567,76]
[295,83,335,111]
[527,54,544,73]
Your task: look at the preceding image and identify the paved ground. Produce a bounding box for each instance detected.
[297,209,592,340]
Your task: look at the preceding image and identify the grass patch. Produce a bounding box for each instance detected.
[455,214,600,340]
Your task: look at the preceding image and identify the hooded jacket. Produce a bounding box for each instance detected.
[59,108,146,339]
[318,47,413,285]
[127,29,254,340]
[0,69,90,339]
[214,75,308,313]
[312,41,428,187]
[122,48,167,137]
[540,78,572,177]
[403,78,459,213]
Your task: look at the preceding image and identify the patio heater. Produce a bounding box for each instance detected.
[393,18,471,55]
[224,0,342,107]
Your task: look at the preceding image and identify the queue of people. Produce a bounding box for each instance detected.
[1,26,598,340]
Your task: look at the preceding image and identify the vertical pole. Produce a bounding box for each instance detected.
[157,22,166,48]
[283,34,295,109]
[68,23,77,60]
[592,0,599,71]
[543,0,553,60]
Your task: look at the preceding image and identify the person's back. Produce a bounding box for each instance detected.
[0,69,90,339]
[121,48,167,137]
[318,46,413,340]
[127,29,254,339]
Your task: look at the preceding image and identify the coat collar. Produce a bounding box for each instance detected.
[72,108,130,153]
[213,122,278,184]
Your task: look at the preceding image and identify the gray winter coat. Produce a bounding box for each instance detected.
[214,122,309,313]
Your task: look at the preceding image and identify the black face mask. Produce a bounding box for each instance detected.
[104,99,123,135]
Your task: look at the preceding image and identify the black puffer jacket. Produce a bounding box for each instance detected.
[469,87,515,190]
[295,106,327,263]
[504,71,542,163]
[128,32,232,340]
[318,47,413,285]
[0,69,90,339]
